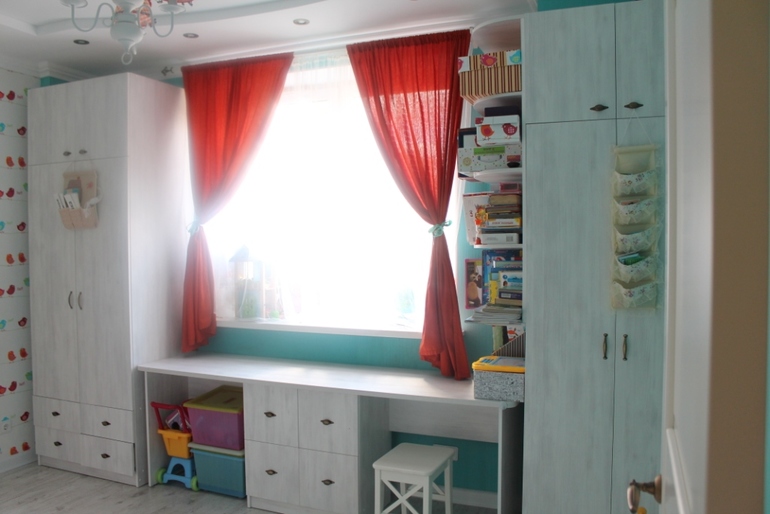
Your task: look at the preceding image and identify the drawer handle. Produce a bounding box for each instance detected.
[590,104,609,112]
[79,149,87,155]
[265,469,277,476]
[68,291,73,309]
[624,101,644,110]
[101,453,110,459]
[51,411,61,417]
[101,421,111,427]
[63,151,71,157]
[602,333,608,360]
[320,419,334,426]
[264,411,276,418]
[322,479,335,486]
[54,441,62,447]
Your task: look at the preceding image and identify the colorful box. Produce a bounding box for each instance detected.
[472,356,525,402]
[460,65,522,104]
[189,442,246,498]
[184,385,244,450]
[457,143,522,172]
[458,50,522,73]
[158,428,192,459]
[475,115,521,146]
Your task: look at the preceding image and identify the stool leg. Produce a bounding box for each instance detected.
[375,469,383,514]
[444,462,453,514]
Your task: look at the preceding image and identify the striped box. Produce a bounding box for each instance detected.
[460,65,522,104]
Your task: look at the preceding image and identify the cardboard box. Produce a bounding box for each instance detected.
[476,115,521,146]
[458,50,522,73]
[460,65,522,104]
[457,143,522,172]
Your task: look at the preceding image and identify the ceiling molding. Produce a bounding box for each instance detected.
[36,61,94,83]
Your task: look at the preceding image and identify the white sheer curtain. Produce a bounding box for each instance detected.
[205,49,437,331]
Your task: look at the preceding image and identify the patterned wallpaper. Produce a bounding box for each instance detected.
[0,67,36,473]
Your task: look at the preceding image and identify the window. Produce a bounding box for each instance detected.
[206,50,452,336]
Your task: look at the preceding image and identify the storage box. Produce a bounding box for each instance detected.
[458,50,522,73]
[472,356,525,402]
[158,428,192,459]
[460,65,522,104]
[457,143,522,172]
[475,115,521,146]
[189,442,246,498]
[184,385,244,450]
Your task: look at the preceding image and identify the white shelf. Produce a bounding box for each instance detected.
[472,92,523,114]
[474,243,524,250]
[471,16,523,53]
[459,168,523,184]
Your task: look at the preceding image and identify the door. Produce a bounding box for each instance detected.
[523,4,616,123]
[522,120,617,514]
[655,1,768,513]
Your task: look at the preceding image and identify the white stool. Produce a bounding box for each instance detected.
[373,443,458,514]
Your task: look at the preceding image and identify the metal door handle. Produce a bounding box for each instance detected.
[54,441,62,446]
[78,292,83,310]
[101,420,111,426]
[68,291,73,309]
[622,334,628,361]
[627,475,662,512]
[264,411,276,418]
[51,411,60,417]
[322,479,335,486]
[320,419,334,426]
[590,104,609,112]
[63,151,71,157]
[265,469,277,475]
[101,453,110,459]
[602,333,608,360]
[624,101,644,110]
[79,149,87,155]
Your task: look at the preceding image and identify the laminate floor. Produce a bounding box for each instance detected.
[0,463,494,514]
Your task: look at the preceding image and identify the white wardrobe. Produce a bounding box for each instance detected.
[28,73,190,485]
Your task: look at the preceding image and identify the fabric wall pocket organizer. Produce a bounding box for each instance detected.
[613,252,657,284]
[612,144,658,197]
[612,196,657,225]
[613,224,659,255]
[612,280,658,309]
[58,170,99,229]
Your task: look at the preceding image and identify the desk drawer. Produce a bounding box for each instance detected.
[299,449,358,514]
[81,404,134,443]
[33,396,81,432]
[298,390,358,455]
[244,383,298,447]
[245,440,300,505]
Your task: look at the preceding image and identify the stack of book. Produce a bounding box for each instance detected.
[489,258,523,307]
[462,187,522,246]
[467,303,522,324]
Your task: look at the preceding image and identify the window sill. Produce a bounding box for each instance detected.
[216,317,422,340]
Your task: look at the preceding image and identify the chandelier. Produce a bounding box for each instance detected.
[61,0,193,65]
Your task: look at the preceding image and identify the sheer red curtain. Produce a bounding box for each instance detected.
[347,30,471,379]
[181,54,293,352]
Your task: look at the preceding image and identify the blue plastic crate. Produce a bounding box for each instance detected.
[189,443,246,498]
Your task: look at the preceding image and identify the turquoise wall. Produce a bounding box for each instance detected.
[538,0,632,10]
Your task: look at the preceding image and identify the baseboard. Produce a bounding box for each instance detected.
[0,454,36,474]
[411,487,497,510]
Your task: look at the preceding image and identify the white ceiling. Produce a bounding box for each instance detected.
[0,0,536,81]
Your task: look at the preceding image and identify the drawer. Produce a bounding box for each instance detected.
[245,440,300,505]
[244,383,298,447]
[298,390,358,455]
[80,404,134,443]
[33,396,81,432]
[299,449,358,514]
[80,434,135,477]
[35,426,81,463]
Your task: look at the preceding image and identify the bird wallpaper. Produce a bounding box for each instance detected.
[0,66,35,472]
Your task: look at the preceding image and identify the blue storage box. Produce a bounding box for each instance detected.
[189,442,246,498]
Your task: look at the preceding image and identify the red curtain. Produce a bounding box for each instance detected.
[347,30,471,379]
[180,54,293,352]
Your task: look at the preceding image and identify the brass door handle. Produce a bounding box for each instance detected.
[622,334,628,361]
[602,333,608,360]
[590,104,609,112]
[265,469,277,475]
[320,419,334,426]
[627,475,662,512]
[101,420,111,426]
[264,411,276,418]
[624,101,644,110]
[322,479,335,486]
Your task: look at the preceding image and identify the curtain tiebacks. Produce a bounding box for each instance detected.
[429,220,451,238]
[188,219,201,234]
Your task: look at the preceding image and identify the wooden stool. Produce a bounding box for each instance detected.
[373,443,458,514]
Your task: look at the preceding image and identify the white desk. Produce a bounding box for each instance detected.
[139,354,523,513]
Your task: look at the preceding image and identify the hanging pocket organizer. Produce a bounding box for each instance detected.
[59,170,99,229]
[611,144,661,309]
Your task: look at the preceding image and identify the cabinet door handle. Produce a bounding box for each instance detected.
[263,411,276,418]
[101,420,111,427]
[602,333,608,360]
[321,479,335,486]
[54,441,62,447]
[622,334,628,361]
[265,469,277,476]
[101,453,110,459]
[51,411,60,417]
[320,419,334,426]
[590,104,609,112]
[77,292,83,310]
[63,151,71,157]
[624,101,644,110]
[79,149,87,155]
[68,291,73,309]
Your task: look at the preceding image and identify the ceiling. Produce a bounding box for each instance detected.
[0,0,536,82]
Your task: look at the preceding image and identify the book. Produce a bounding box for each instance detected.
[488,193,522,205]
[498,290,523,300]
[498,271,523,289]
[495,296,522,306]
[482,249,523,304]
[492,260,523,270]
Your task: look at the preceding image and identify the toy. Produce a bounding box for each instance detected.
[150,401,198,491]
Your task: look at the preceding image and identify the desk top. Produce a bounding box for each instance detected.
[139,353,517,409]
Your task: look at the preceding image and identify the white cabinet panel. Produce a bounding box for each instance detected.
[80,435,135,476]
[299,449,358,514]
[524,4,616,123]
[35,427,81,462]
[244,383,298,447]
[80,404,134,443]
[245,440,300,505]
[298,390,358,455]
